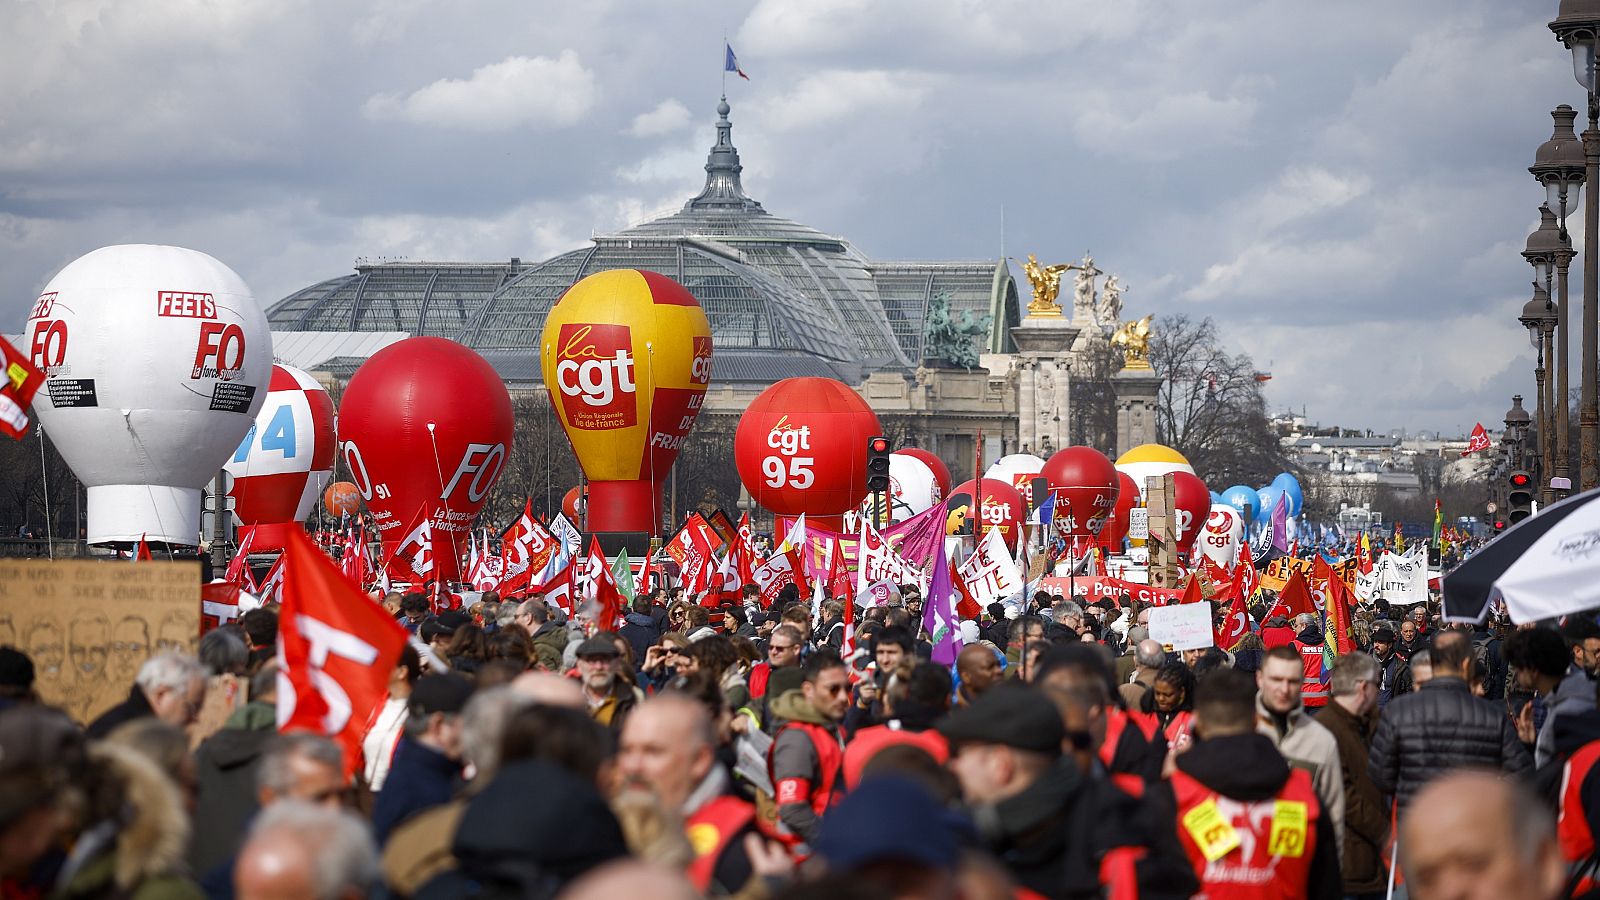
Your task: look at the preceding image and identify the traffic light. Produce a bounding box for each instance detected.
[1494,519,1507,533]
[866,436,892,493]
[1507,470,1534,524]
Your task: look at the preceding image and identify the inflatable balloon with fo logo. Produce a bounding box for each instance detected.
[338,337,513,584]
[25,245,271,544]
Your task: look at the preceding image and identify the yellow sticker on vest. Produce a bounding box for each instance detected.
[686,823,721,857]
[1268,800,1308,858]
[1182,798,1241,862]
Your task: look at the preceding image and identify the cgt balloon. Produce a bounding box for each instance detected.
[735,377,881,531]
[1199,504,1245,569]
[1170,471,1211,558]
[540,270,711,536]
[1043,447,1119,541]
[323,482,362,517]
[25,245,271,544]
[947,477,1025,550]
[224,364,335,549]
[339,337,513,584]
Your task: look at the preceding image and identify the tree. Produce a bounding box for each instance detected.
[1149,314,1289,487]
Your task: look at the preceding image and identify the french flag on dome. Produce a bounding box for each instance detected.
[725,43,749,81]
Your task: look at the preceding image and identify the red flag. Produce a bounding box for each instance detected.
[225,527,257,585]
[257,553,286,605]
[1461,422,1491,456]
[1323,564,1358,657]
[341,523,371,588]
[0,335,46,441]
[952,561,982,621]
[582,537,626,632]
[1179,574,1204,604]
[134,534,153,561]
[638,551,656,596]
[1278,568,1315,618]
[1215,587,1252,651]
[276,528,408,778]
[200,581,242,634]
[735,512,755,586]
[1234,541,1260,602]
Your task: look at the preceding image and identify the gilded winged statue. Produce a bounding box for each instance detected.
[1111,314,1154,370]
[1020,254,1073,316]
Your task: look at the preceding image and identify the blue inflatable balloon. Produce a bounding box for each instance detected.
[1221,485,1258,523]
[1256,485,1285,524]
[1272,472,1304,517]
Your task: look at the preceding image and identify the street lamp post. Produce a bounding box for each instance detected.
[1521,283,1559,504]
[1550,2,1600,489]
[1530,106,1584,497]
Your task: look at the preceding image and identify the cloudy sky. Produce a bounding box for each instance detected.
[0,0,1579,434]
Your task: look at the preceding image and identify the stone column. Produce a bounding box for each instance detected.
[1113,367,1162,457]
[1009,317,1080,456]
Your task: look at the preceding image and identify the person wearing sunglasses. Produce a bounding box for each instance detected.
[767,651,850,854]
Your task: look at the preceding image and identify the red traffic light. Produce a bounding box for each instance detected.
[1510,472,1531,487]
[869,437,890,453]
[1495,520,1507,530]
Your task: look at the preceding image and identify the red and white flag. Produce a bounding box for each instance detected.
[1215,585,1252,651]
[276,528,408,778]
[1461,422,1491,457]
[391,516,435,581]
[257,553,286,605]
[226,527,258,586]
[341,523,371,588]
[0,335,45,442]
[580,537,625,632]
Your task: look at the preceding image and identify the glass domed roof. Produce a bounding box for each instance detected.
[266,98,1018,382]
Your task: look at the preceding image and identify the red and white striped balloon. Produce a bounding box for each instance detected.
[225,364,335,541]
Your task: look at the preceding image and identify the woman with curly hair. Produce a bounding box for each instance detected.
[1140,660,1197,748]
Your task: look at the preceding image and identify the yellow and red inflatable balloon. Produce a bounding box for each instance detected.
[540,270,712,535]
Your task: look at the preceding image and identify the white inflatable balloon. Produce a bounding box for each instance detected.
[984,453,1047,508]
[1199,503,1245,569]
[25,245,271,544]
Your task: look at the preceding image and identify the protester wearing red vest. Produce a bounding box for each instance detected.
[767,651,850,853]
[1170,667,1339,899]
[1559,738,1600,892]
[747,624,804,700]
[618,694,759,895]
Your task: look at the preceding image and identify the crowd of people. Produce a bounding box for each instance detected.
[1,571,1596,900]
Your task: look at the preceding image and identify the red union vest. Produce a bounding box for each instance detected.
[685,795,757,894]
[1560,739,1600,889]
[1293,642,1328,707]
[1171,767,1319,899]
[766,720,846,848]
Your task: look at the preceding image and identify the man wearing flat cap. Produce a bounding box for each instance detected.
[575,633,636,731]
[940,681,1196,899]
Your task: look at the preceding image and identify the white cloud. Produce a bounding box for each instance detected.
[758,70,926,132]
[1071,89,1258,161]
[627,99,691,137]
[362,51,596,131]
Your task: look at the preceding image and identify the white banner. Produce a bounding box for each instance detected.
[1357,551,1429,605]
[1149,601,1215,651]
[957,528,1024,607]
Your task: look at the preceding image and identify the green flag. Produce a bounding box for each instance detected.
[611,547,635,602]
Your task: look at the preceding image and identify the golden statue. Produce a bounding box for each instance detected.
[1111,314,1155,370]
[1019,254,1073,317]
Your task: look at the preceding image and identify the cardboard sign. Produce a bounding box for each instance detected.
[1128,508,1150,541]
[0,558,200,725]
[1148,601,1216,651]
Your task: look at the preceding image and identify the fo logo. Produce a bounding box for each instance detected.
[192,321,247,380]
[554,323,636,429]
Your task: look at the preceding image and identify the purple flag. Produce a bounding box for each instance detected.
[1270,493,1289,553]
[922,536,963,665]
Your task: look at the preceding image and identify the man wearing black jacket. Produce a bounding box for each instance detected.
[941,681,1196,899]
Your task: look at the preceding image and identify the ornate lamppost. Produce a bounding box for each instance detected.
[1520,284,1559,503]
[1531,107,1584,495]
[1549,2,1600,488]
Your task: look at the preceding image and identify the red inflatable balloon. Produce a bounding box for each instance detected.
[734,378,881,530]
[338,337,513,584]
[895,448,951,499]
[949,478,1025,550]
[1171,471,1211,558]
[1098,471,1140,552]
[1042,447,1119,540]
[562,486,585,524]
